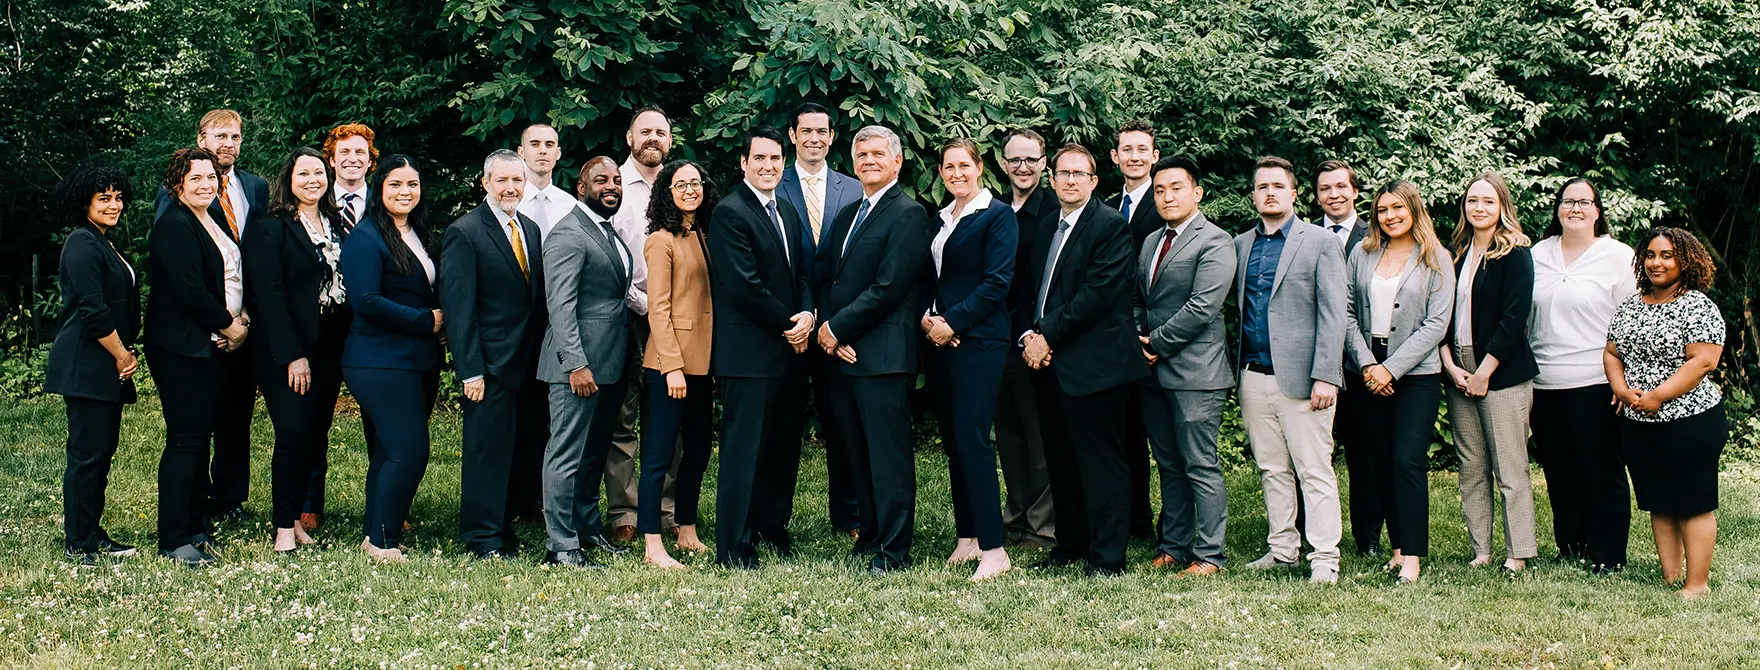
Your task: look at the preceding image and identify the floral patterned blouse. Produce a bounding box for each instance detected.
[1606,290,1724,422]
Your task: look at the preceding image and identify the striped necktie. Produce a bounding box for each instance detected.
[802,175,824,244]
[217,174,240,238]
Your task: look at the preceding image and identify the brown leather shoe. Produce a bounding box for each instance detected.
[1177,561,1223,578]
[610,525,637,543]
[299,513,321,530]
[847,528,860,541]
[1149,553,1183,570]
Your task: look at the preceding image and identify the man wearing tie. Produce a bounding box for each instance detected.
[776,102,865,540]
[1234,156,1348,584]
[439,150,550,560]
[1104,119,1162,541]
[1314,158,1379,556]
[516,123,582,241]
[538,155,639,568]
[154,109,269,526]
[1134,157,1236,577]
[1016,144,1148,576]
[995,128,1059,551]
[708,127,817,568]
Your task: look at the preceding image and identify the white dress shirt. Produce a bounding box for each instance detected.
[932,189,994,275]
[1020,199,1090,343]
[486,197,535,270]
[220,167,251,235]
[843,179,898,255]
[401,227,435,285]
[1117,181,1150,220]
[1369,274,1399,339]
[1455,243,1485,346]
[1324,213,1358,249]
[517,182,580,242]
[196,214,244,342]
[1530,236,1638,389]
[745,180,790,265]
[612,157,654,314]
[581,205,631,279]
[334,184,368,223]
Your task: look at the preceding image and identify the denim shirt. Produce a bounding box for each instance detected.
[1241,217,1294,366]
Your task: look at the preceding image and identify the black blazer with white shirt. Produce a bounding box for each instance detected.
[1015,199,1147,396]
[145,203,234,359]
[707,183,814,379]
[439,201,548,387]
[816,184,932,377]
[244,211,344,367]
[1447,245,1539,390]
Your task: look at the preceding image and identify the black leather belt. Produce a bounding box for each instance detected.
[1245,362,1275,375]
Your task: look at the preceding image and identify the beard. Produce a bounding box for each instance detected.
[634,142,668,168]
[585,194,621,218]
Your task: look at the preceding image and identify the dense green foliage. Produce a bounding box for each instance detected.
[4,0,1757,385]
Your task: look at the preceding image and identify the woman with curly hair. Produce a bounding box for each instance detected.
[1604,226,1727,598]
[637,159,718,569]
[46,165,141,566]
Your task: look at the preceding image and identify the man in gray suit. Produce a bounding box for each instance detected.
[1134,157,1236,577]
[1233,155,1348,584]
[538,155,638,568]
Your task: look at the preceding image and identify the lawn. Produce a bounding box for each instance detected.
[2,396,1759,669]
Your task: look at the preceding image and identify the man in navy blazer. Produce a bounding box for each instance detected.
[152,109,269,525]
[776,102,866,539]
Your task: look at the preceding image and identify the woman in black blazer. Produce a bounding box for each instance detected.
[340,155,442,562]
[46,165,141,566]
[1439,172,1540,573]
[145,147,250,567]
[245,147,352,552]
[917,139,1018,581]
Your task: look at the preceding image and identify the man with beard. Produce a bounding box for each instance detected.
[995,128,1059,551]
[154,109,268,528]
[776,102,864,540]
[439,150,549,559]
[516,123,580,241]
[1104,119,1161,541]
[602,106,680,543]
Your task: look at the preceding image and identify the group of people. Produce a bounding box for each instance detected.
[48,105,1730,595]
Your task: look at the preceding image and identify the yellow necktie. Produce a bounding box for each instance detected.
[507,218,529,281]
[217,174,240,238]
[803,175,824,244]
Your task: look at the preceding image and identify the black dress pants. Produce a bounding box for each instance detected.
[1124,388,1154,538]
[639,370,714,534]
[834,372,915,570]
[149,347,222,551]
[809,350,862,532]
[458,373,548,553]
[1362,372,1442,556]
[205,343,256,512]
[1534,384,1631,568]
[1337,374,1384,552]
[1036,371,1133,572]
[715,368,807,568]
[924,341,1007,550]
[63,396,124,553]
[257,311,348,530]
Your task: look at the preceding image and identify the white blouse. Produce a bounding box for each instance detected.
[197,214,244,343]
[1529,236,1638,389]
[932,190,994,275]
[1369,274,1399,338]
[401,227,436,285]
[1454,244,1484,347]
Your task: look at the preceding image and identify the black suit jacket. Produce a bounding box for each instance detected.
[1004,187,1057,321]
[817,184,931,377]
[1104,191,1163,247]
[1014,199,1148,396]
[145,203,235,358]
[154,168,270,239]
[243,212,340,367]
[45,224,140,402]
[708,184,814,379]
[439,202,548,388]
[1448,245,1539,390]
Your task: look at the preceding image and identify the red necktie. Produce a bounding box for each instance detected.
[1151,228,1176,283]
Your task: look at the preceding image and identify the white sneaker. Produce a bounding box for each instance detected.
[1309,564,1339,584]
[1244,552,1297,570]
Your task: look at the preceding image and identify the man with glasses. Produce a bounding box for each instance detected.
[1015,144,1147,576]
[995,129,1059,550]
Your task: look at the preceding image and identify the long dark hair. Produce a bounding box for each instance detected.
[646,159,716,237]
[269,147,343,235]
[53,164,133,230]
[1544,177,1609,238]
[364,154,433,276]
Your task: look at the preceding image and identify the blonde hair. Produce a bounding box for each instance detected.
[1451,172,1531,260]
[197,109,242,137]
[1364,180,1449,274]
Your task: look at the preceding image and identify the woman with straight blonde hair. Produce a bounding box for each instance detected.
[1439,171,1540,573]
[1343,179,1454,584]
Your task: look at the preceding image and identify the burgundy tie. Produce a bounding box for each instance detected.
[1151,229,1177,281]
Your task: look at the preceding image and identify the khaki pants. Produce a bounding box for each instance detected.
[1240,370,1342,569]
[1447,345,1537,559]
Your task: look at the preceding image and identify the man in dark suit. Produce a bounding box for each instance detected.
[1016,143,1149,575]
[708,127,817,569]
[1134,157,1237,576]
[439,150,550,560]
[815,125,932,573]
[776,102,865,540]
[1314,158,1377,556]
[995,128,1059,550]
[1104,119,1162,540]
[152,109,269,526]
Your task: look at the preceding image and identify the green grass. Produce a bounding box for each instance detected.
[3,396,1760,668]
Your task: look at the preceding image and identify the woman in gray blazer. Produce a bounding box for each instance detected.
[1344,180,1455,584]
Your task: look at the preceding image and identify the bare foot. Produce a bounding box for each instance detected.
[1468,554,1492,568]
[1384,550,1404,573]
[1502,557,1526,572]
[644,551,687,570]
[946,538,981,566]
[274,527,298,553]
[294,520,316,545]
[1677,585,1711,599]
[674,525,708,553]
[969,548,1011,582]
[1397,557,1421,583]
[365,542,406,563]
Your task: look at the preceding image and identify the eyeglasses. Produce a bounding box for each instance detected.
[1003,156,1045,168]
[1560,199,1596,210]
[670,180,704,192]
[1053,170,1095,180]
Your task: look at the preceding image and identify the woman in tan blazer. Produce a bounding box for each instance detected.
[638,159,718,569]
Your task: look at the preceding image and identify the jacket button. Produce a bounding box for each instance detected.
[1394,303,1400,309]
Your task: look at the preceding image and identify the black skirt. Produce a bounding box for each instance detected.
[1619,402,1727,517]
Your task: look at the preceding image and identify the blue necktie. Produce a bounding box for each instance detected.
[1036,217,1073,320]
[1121,193,1133,220]
[842,198,872,256]
[765,199,791,266]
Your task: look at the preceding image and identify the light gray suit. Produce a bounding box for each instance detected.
[539,206,633,552]
[1134,211,1236,566]
[1231,216,1347,572]
[1343,245,1455,378]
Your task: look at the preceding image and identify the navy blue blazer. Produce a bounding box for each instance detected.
[777,164,862,285]
[340,219,441,371]
[918,192,1017,342]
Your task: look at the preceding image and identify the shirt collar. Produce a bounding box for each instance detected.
[335,184,367,201]
[1325,212,1358,231]
[744,180,777,207]
[863,179,899,206]
[1061,198,1090,226]
[619,156,651,186]
[938,189,995,224]
[484,196,519,222]
[1259,215,1296,237]
[796,162,828,182]
[1121,181,1151,209]
[1168,210,1200,236]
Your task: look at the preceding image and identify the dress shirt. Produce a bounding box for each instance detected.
[1148,212,1197,285]
[1019,199,1089,345]
[745,180,791,265]
[517,182,580,241]
[486,196,534,271]
[797,162,830,235]
[1530,236,1638,389]
[932,189,995,275]
[334,184,367,224]
[220,167,251,236]
[1325,213,1358,249]
[613,157,654,314]
[196,213,244,343]
[1369,273,1399,338]
[1118,181,1150,220]
[842,179,899,256]
[1241,217,1294,367]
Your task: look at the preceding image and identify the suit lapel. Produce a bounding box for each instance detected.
[1047,200,1098,296]
[476,203,524,281]
[577,208,628,287]
[836,187,896,275]
[1271,218,1307,296]
[778,167,808,228]
[1149,213,1209,300]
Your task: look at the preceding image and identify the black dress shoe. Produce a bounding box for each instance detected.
[473,548,517,561]
[868,557,910,574]
[582,534,629,555]
[543,549,604,569]
[755,531,794,558]
[1358,545,1384,557]
[850,541,877,557]
[159,544,217,567]
[1588,563,1625,576]
[64,549,98,566]
[1084,563,1125,577]
[97,535,139,558]
[209,505,252,524]
[716,555,760,570]
[1029,555,1081,570]
[191,532,219,552]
